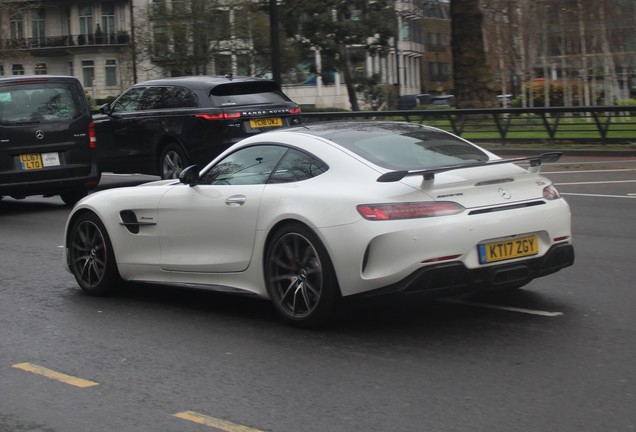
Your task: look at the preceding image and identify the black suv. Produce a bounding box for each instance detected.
[94,75,302,179]
[0,75,99,205]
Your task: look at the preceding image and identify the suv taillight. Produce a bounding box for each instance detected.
[88,121,96,148]
[290,107,301,114]
[194,113,241,120]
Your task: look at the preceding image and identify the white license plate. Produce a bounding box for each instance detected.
[42,152,61,167]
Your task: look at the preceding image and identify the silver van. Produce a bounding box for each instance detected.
[0,75,99,205]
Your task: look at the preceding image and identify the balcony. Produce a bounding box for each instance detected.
[1,32,130,52]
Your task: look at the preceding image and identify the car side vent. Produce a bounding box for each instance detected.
[120,210,140,234]
[468,200,545,215]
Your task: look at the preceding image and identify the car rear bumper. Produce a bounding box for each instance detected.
[0,167,100,198]
[351,243,575,299]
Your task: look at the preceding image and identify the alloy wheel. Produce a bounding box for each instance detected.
[70,220,107,289]
[268,232,324,319]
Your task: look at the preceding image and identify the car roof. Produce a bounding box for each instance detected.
[133,75,278,91]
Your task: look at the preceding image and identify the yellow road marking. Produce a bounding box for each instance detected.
[12,362,99,388]
[174,411,264,432]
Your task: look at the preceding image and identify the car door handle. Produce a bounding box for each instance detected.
[225,195,246,206]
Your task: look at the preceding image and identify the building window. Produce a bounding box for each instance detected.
[79,4,94,44]
[65,7,72,37]
[82,60,95,87]
[10,12,24,47]
[102,2,116,43]
[31,9,46,47]
[105,59,117,86]
[429,62,450,81]
[0,66,4,76]
[401,22,410,41]
[12,64,25,75]
[153,24,168,57]
[68,61,74,77]
[35,63,47,75]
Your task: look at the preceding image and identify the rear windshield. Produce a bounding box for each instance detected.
[323,125,489,170]
[209,82,291,107]
[0,83,82,124]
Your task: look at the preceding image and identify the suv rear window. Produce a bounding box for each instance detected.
[209,82,290,106]
[0,84,80,124]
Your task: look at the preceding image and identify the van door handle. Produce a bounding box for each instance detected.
[225,195,246,206]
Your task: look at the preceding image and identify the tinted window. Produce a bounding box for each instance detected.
[112,87,145,112]
[324,126,488,170]
[171,86,198,108]
[269,149,328,183]
[140,86,172,110]
[199,145,288,185]
[0,84,80,124]
[209,82,290,106]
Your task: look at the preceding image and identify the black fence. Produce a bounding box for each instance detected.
[303,105,636,145]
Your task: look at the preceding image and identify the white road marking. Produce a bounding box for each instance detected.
[562,192,636,199]
[444,299,564,317]
[546,168,636,174]
[555,179,636,185]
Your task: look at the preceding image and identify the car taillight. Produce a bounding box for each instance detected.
[357,202,465,220]
[194,113,241,120]
[543,185,561,200]
[290,107,301,114]
[88,121,96,149]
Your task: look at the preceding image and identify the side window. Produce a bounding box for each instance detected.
[199,145,288,185]
[111,87,145,113]
[139,86,172,110]
[268,149,328,183]
[171,86,198,108]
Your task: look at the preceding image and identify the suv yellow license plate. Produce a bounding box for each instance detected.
[478,235,539,264]
[20,152,61,170]
[250,117,283,128]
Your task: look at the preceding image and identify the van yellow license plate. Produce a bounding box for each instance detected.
[250,117,283,128]
[20,152,61,170]
[478,235,539,264]
[20,153,44,170]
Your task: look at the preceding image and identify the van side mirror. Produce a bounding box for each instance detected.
[179,165,200,186]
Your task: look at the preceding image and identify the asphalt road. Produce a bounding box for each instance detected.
[1,158,635,432]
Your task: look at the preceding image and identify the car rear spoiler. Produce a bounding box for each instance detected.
[376,152,563,183]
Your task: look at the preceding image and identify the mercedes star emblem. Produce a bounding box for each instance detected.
[498,187,512,200]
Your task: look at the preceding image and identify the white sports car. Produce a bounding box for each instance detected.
[64,121,574,327]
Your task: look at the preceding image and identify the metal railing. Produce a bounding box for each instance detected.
[1,33,130,50]
[303,106,636,144]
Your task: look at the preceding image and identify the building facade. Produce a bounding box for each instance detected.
[0,0,135,101]
[0,0,453,108]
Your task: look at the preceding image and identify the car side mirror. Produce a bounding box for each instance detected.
[179,165,200,186]
[99,103,111,115]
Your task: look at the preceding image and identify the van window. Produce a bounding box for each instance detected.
[0,84,80,124]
